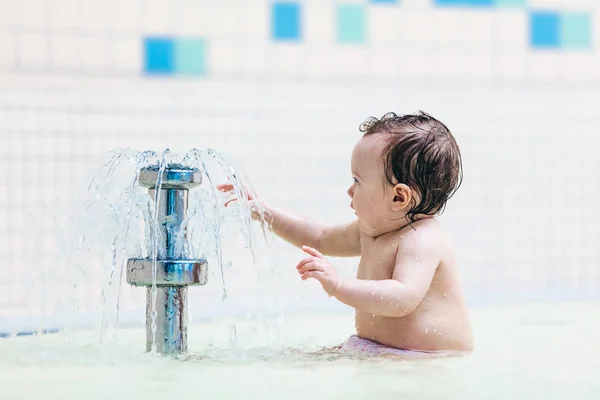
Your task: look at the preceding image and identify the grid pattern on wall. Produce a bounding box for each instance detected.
[1,0,600,331]
[0,0,596,81]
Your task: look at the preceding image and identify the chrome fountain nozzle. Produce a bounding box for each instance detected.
[126,165,207,354]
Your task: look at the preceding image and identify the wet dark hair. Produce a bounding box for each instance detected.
[359,111,463,223]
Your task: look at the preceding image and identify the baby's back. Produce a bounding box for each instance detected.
[355,219,473,352]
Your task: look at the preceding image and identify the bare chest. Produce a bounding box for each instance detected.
[357,234,399,281]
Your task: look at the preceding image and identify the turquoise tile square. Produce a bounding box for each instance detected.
[336,4,366,44]
[561,13,591,49]
[174,38,206,76]
[495,0,526,7]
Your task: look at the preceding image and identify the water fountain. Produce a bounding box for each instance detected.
[126,164,208,354]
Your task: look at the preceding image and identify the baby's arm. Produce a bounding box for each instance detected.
[218,183,360,257]
[259,203,360,257]
[331,235,439,317]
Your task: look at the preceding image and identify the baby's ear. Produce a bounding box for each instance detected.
[391,184,412,211]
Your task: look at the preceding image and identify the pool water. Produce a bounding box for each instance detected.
[1,303,599,400]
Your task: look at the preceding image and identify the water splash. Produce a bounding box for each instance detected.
[54,148,283,351]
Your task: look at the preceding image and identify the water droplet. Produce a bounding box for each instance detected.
[414,256,420,262]
[425,328,429,334]
[427,297,431,303]
[379,296,383,301]
[370,291,375,296]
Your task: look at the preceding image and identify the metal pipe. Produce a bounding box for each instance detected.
[126,166,207,355]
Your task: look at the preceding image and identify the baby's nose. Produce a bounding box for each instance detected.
[347,186,354,198]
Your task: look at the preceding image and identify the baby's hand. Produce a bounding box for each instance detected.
[217,182,262,220]
[296,246,341,296]
[217,183,255,206]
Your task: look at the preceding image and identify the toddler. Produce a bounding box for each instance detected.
[219,111,473,356]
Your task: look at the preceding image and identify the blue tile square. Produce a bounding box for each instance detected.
[337,4,366,44]
[175,38,206,76]
[561,13,591,49]
[370,0,398,4]
[144,37,175,75]
[435,0,494,7]
[272,2,301,41]
[530,11,560,48]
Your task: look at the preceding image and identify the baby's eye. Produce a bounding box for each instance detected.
[352,177,359,184]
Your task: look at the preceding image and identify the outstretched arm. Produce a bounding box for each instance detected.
[298,234,439,317]
[218,183,361,257]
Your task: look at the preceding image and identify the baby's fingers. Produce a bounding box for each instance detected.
[217,183,234,192]
[301,270,323,281]
[297,261,324,275]
[302,245,324,259]
[224,198,238,207]
[295,256,315,270]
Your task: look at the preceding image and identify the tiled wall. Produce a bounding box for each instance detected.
[0,0,596,81]
[0,0,599,329]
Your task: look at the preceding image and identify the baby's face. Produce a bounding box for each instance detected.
[348,135,403,236]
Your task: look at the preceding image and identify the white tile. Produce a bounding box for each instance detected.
[239,0,269,41]
[369,6,401,48]
[210,2,243,40]
[592,10,600,52]
[207,39,237,75]
[450,10,493,49]
[49,34,81,69]
[491,50,528,82]
[558,53,595,83]
[330,47,369,78]
[141,0,174,36]
[0,0,17,29]
[174,0,205,36]
[492,10,527,52]
[112,36,142,73]
[527,0,595,9]
[397,10,440,50]
[304,45,334,79]
[19,32,48,68]
[399,49,432,79]
[459,51,493,80]
[79,0,110,32]
[240,44,269,76]
[527,53,561,83]
[304,1,334,46]
[49,0,80,30]
[269,43,304,77]
[79,36,110,70]
[368,48,400,80]
[18,0,48,30]
[111,0,142,33]
[0,33,16,68]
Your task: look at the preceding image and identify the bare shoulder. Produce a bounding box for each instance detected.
[394,218,448,263]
